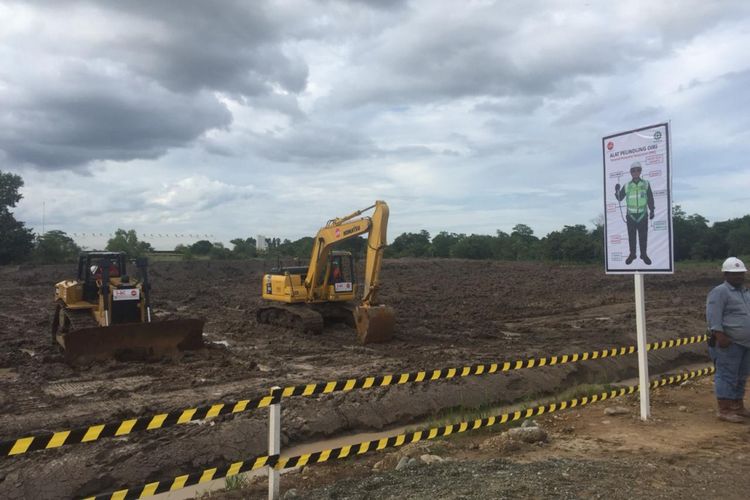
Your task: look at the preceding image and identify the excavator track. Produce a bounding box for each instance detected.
[256,304,324,335]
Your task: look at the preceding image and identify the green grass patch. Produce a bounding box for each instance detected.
[224,473,249,491]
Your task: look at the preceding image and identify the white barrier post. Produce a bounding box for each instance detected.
[268,387,281,500]
[634,273,650,420]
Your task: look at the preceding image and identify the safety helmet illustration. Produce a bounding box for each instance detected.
[630,161,642,172]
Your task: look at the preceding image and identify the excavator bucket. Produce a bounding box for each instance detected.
[60,318,205,364]
[353,304,395,344]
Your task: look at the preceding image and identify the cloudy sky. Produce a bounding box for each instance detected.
[2,0,749,250]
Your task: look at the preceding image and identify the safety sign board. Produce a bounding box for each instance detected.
[602,123,673,274]
[113,288,140,301]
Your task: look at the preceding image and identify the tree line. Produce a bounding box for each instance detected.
[2,170,749,264]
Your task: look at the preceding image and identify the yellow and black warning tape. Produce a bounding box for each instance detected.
[278,333,708,399]
[2,333,707,459]
[86,365,713,500]
[647,334,707,351]
[275,365,713,470]
[83,454,276,500]
[0,392,279,458]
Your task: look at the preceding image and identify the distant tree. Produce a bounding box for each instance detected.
[105,229,154,258]
[0,171,34,264]
[452,234,495,260]
[208,242,232,260]
[190,240,214,255]
[387,230,431,257]
[541,225,597,262]
[432,231,462,258]
[276,236,315,259]
[726,218,750,257]
[672,206,711,261]
[230,237,257,258]
[509,224,539,260]
[589,223,604,262]
[560,224,597,261]
[34,230,81,263]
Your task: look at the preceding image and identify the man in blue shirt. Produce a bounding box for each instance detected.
[706,257,750,423]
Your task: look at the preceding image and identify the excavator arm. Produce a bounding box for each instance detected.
[304,200,395,342]
[304,201,388,302]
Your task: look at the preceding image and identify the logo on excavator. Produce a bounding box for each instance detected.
[343,225,360,236]
[335,228,341,238]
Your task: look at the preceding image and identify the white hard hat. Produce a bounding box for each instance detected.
[722,257,747,272]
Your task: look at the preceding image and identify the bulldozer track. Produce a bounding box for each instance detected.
[256,304,324,335]
[62,308,99,333]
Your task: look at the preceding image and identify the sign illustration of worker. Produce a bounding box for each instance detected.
[614,161,655,265]
[602,122,673,274]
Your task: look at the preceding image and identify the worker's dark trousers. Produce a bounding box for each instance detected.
[626,214,648,257]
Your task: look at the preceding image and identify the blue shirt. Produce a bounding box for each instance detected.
[706,281,750,347]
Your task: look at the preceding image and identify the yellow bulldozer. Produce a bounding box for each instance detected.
[51,252,204,364]
[257,200,395,344]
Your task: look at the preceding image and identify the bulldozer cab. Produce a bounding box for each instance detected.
[78,252,127,302]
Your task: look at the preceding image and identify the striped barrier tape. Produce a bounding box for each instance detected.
[0,392,279,458]
[1,333,707,459]
[278,334,708,398]
[85,365,713,500]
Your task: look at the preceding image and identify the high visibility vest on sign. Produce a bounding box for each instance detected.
[625,180,650,221]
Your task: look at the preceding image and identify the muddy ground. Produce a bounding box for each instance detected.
[0,259,717,498]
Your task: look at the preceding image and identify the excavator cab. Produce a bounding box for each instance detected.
[325,252,356,298]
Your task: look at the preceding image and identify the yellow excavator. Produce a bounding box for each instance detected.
[257,200,395,343]
[52,252,204,364]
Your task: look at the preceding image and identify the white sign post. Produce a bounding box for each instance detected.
[602,123,673,420]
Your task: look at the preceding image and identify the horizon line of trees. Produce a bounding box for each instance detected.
[2,171,749,264]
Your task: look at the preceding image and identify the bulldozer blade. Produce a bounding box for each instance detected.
[353,304,395,344]
[60,318,205,364]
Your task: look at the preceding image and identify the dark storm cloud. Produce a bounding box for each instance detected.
[94,0,309,96]
[0,0,309,170]
[0,62,231,169]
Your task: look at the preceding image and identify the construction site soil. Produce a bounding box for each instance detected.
[0,259,716,498]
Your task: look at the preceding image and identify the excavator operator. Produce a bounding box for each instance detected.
[331,260,343,284]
